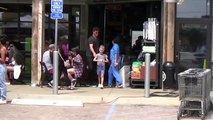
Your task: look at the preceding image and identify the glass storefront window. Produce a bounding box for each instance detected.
[58,13,69,22]
[178,23,208,69]
[177,0,210,18]
[0,22,18,36]
[20,23,32,38]
[58,23,69,37]
[0,12,18,21]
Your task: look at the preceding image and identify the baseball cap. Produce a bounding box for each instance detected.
[49,44,55,48]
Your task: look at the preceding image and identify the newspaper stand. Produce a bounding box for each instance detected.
[177,68,211,120]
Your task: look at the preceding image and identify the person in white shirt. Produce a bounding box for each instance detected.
[42,44,55,87]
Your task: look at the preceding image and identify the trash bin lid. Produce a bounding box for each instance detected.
[163,61,175,68]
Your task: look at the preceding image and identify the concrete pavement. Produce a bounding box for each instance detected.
[6,85,213,119]
[7,85,179,105]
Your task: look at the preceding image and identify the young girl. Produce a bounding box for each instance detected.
[93,45,109,89]
[67,48,84,90]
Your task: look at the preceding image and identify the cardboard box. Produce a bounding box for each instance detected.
[131,66,157,81]
[131,71,142,79]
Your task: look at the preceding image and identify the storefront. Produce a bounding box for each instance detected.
[87,0,165,88]
[0,0,212,88]
[0,1,84,85]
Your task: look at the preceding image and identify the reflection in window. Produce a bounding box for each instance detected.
[20,13,32,22]
[20,22,32,37]
[0,22,18,28]
[58,13,69,22]
[179,23,207,69]
[0,22,18,41]
[177,0,210,18]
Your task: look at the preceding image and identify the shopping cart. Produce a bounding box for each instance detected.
[177,68,211,120]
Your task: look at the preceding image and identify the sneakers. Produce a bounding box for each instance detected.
[0,99,7,104]
[5,82,11,85]
[117,84,123,88]
[98,84,104,89]
[69,79,77,90]
[100,84,103,89]
[72,78,77,82]
[48,82,53,88]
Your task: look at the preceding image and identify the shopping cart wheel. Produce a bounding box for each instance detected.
[201,115,205,120]
[177,112,181,120]
[177,108,182,120]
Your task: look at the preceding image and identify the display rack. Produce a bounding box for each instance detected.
[130,18,159,88]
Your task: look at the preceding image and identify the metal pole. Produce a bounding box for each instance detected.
[145,53,150,98]
[53,19,59,95]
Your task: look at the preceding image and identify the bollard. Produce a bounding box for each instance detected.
[145,53,150,98]
[53,51,59,95]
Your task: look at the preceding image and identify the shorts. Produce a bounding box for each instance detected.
[97,66,105,76]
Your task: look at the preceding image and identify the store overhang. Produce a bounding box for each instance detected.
[88,0,161,4]
[0,0,86,5]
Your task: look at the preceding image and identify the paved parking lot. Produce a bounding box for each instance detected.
[0,103,178,120]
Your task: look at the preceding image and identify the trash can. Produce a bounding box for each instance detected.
[163,61,176,89]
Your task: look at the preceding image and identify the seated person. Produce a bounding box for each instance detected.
[6,44,24,82]
[67,48,84,89]
[42,44,55,87]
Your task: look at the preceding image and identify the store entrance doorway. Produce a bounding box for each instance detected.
[88,1,162,88]
[89,1,161,55]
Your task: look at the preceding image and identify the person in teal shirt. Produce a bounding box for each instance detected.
[108,36,122,88]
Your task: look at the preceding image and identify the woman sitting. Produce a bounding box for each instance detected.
[67,48,84,89]
[6,44,24,83]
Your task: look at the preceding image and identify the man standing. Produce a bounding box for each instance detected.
[86,27,100,86]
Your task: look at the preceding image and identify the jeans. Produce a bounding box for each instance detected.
[0,64,7,100]
[108,63,122,87]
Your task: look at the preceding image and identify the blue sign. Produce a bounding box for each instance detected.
[51,1,63,6]
[51,13,63,19]
[51,1,63,13]
[51,6,63,13]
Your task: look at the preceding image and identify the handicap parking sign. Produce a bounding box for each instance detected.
[51,0,63,19]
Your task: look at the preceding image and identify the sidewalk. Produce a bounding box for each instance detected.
[7,85,180,106]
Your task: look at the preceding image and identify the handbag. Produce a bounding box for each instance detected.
[58,51,70,68]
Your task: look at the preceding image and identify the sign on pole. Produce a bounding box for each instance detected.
[51,13,63,19]
[51,0,64,19]
[51,0,64,95]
